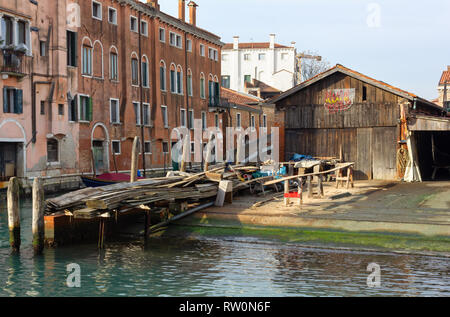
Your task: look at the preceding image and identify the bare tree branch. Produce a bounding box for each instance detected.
[299,50,330,82]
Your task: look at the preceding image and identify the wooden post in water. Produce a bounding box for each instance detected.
[130,136,139,183]
[7,177,20,253]
[32,178,45,255]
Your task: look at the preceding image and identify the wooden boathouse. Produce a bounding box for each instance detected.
[269,64,449,180]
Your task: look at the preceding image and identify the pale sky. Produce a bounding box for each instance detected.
[149,0,450,100]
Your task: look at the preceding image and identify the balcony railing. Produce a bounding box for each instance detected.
[0,47,29,77]
[208,95,221,108]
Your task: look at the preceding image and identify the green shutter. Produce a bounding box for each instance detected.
[3,88,8,113]
[74,96,78,122]
[208,81,212,104]
[14,89,23,114]
[214,82,220,102]
[88,97,93,121]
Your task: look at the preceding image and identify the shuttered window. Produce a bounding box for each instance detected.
[187,74,193,96]
[79,95,92,121]
[69,97,78,122]
[170,70,176,93]
[110,52,118,81]
[131,58,139,85]
[3,88,23,114]
[160,65,166,91]
[67,31,77,67]
[82,45,92,75]
[110,99,120,124]
[176,69,183,94]
[142,59,149,87]
[200,77,205,99]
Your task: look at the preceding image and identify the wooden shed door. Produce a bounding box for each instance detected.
[372,127,397,180]
[356,128,373,180]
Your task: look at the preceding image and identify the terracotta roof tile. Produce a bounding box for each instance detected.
[221,87,262,107]
[439,68,450,85]
[245,79,281,93]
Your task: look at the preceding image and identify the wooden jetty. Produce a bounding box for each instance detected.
[41,160,356,247]
[43,164,267,246]
[2,157,357,251]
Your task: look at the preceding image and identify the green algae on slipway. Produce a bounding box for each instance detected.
[169,224,450,254]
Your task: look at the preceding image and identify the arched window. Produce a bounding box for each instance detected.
[109,46,119,81]
[209,74,219,106]
[131,52,139,86]
[200,73,205,99]
[170,63,176,93]
[187,69,193,97]
[81,37,93,75]
[93,40,103,78]
[160,60,166,91]
[142,55,149,88]
[176,65,183,94]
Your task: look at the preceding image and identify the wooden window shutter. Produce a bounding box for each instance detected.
[3,88,8,113]
[14,89,23,114]
[88,97,93,121]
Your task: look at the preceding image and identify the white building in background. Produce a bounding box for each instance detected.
[221,34,298,96]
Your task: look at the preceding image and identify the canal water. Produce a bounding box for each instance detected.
[0,198,449,297]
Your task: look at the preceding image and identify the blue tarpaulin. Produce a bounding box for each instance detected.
[290,153,314,162]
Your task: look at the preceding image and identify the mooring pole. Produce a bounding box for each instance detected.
[32,178,45,255]
[130,136,139,183]
[98,218,105,249]
[7,177,21,253]
[144,210,150,240]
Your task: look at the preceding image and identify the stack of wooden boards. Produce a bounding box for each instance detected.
[45,165,268,219]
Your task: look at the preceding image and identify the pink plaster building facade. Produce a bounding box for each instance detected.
[0,0,223,191]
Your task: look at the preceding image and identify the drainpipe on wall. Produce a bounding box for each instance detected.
[31,80,52,145]
[138,11,146,177]
[185,32,191,169]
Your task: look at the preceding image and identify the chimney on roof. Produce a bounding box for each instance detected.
[233,36,239,50]
[269,34,275,49]
[179,0,186,22]
[188,1,198,26]
[147,0,160,10]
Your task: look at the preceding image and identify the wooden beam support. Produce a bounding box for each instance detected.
[130,136,140,183]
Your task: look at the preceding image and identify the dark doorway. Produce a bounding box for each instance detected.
[415,131,450,180]
[0,143,17,181]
